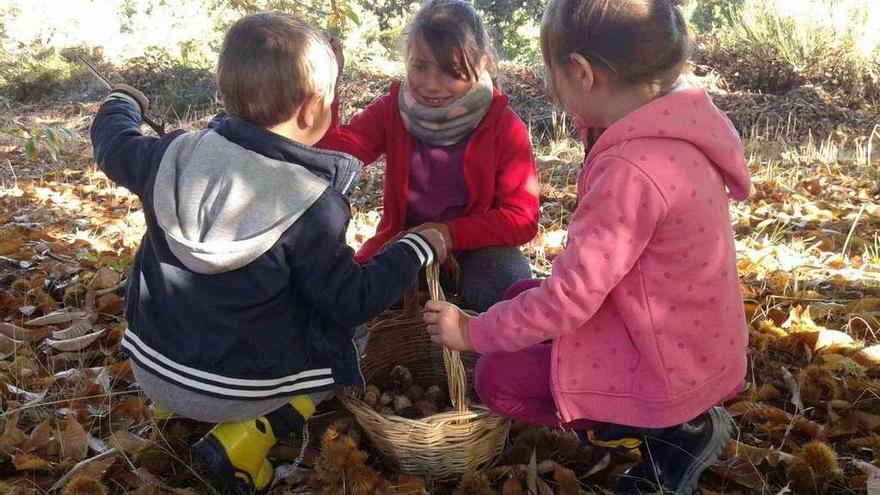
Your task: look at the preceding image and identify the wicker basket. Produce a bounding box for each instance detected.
[339,264,510,480]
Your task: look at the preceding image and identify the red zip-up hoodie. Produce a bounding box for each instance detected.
[318,82,539,262]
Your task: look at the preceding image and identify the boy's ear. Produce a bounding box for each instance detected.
[568,53,595,92]
[297,93,325,129]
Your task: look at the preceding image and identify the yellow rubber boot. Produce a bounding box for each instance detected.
[192,417,277,494]
[288,395,316,421]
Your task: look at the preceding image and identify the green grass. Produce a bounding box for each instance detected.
[727,0,879,72]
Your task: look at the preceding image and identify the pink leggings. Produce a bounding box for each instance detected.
[474,279,599,429]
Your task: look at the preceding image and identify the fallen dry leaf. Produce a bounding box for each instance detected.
[25,309,88,326]
[107,430,149,455]
[51,318,94,340]
[88,267,121,290]
[46,328,105,352]
[0,332,23,358]
[711,458,766,491]
[25,420,54,453]
[723,440,797,467]
[95,293,124,315]
[854,460,880,495]
[0,411,28,455]
[50,450,119,492]
[536,477,554,495]
[813,329,857,352]
[58,418,89,461]
[0,321,49,342]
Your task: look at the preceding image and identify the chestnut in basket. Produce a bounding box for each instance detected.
[404,384,424,402]
[412,400,438,417]
[393,395,412,412]
[389,365,413,393]
[425,384,445,404]
[398,406,423,419]
[363,385,381,408]
[364,375,457,419]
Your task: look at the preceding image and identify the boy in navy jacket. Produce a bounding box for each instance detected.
[90,12,446,494]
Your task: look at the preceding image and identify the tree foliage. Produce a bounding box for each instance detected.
[359,0,545,59]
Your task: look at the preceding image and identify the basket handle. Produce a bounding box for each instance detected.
[425,263,469,413]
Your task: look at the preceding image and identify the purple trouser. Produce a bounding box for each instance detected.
[474,279,599,429]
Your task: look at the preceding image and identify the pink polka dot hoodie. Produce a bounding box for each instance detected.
[468,87,751,428]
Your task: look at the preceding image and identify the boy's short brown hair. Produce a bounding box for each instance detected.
[217,11,337,127]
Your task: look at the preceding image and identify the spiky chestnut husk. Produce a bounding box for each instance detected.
[799,365,839,406]
[787,441,840,493]
[454,471,495,495]
[312,422,385,495]
[60,476,108,495]
[508,427,558,465]
[10,278,29,295]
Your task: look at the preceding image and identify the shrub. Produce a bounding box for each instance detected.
[0,45,80,102]
[119,46,217,118]
[683,0,743,33]
[727,0,879,72]
[700,0,880,105]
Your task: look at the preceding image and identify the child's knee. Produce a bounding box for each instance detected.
[503,278,542,301]
[474,355,507,410]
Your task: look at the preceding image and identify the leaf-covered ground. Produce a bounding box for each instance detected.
[1,69,880,495]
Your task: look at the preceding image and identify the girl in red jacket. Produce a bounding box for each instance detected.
[424,0,750,493]
[319,0,539,311]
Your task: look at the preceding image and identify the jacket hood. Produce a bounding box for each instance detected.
[153,124,362,275]
[586,87,751,200]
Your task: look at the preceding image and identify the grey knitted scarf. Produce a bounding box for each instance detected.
[398,72,494,146]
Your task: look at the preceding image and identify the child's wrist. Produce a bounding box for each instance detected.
[460,312,473,350]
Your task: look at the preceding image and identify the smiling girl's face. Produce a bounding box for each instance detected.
[406,38,477,108]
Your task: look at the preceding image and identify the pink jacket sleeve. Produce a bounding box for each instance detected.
[468,157,669,354]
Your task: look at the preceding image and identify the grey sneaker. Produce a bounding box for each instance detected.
[616,407,733,494]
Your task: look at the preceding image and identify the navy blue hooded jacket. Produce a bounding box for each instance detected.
[90,93,436,400]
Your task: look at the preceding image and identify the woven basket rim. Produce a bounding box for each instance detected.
[339,387,497,426]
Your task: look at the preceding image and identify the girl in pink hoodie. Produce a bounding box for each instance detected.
[423,0,750,493]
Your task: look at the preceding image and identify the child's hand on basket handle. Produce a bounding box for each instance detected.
[411,222,453,251]
[415,228,448,265]
[423,301,474,351]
